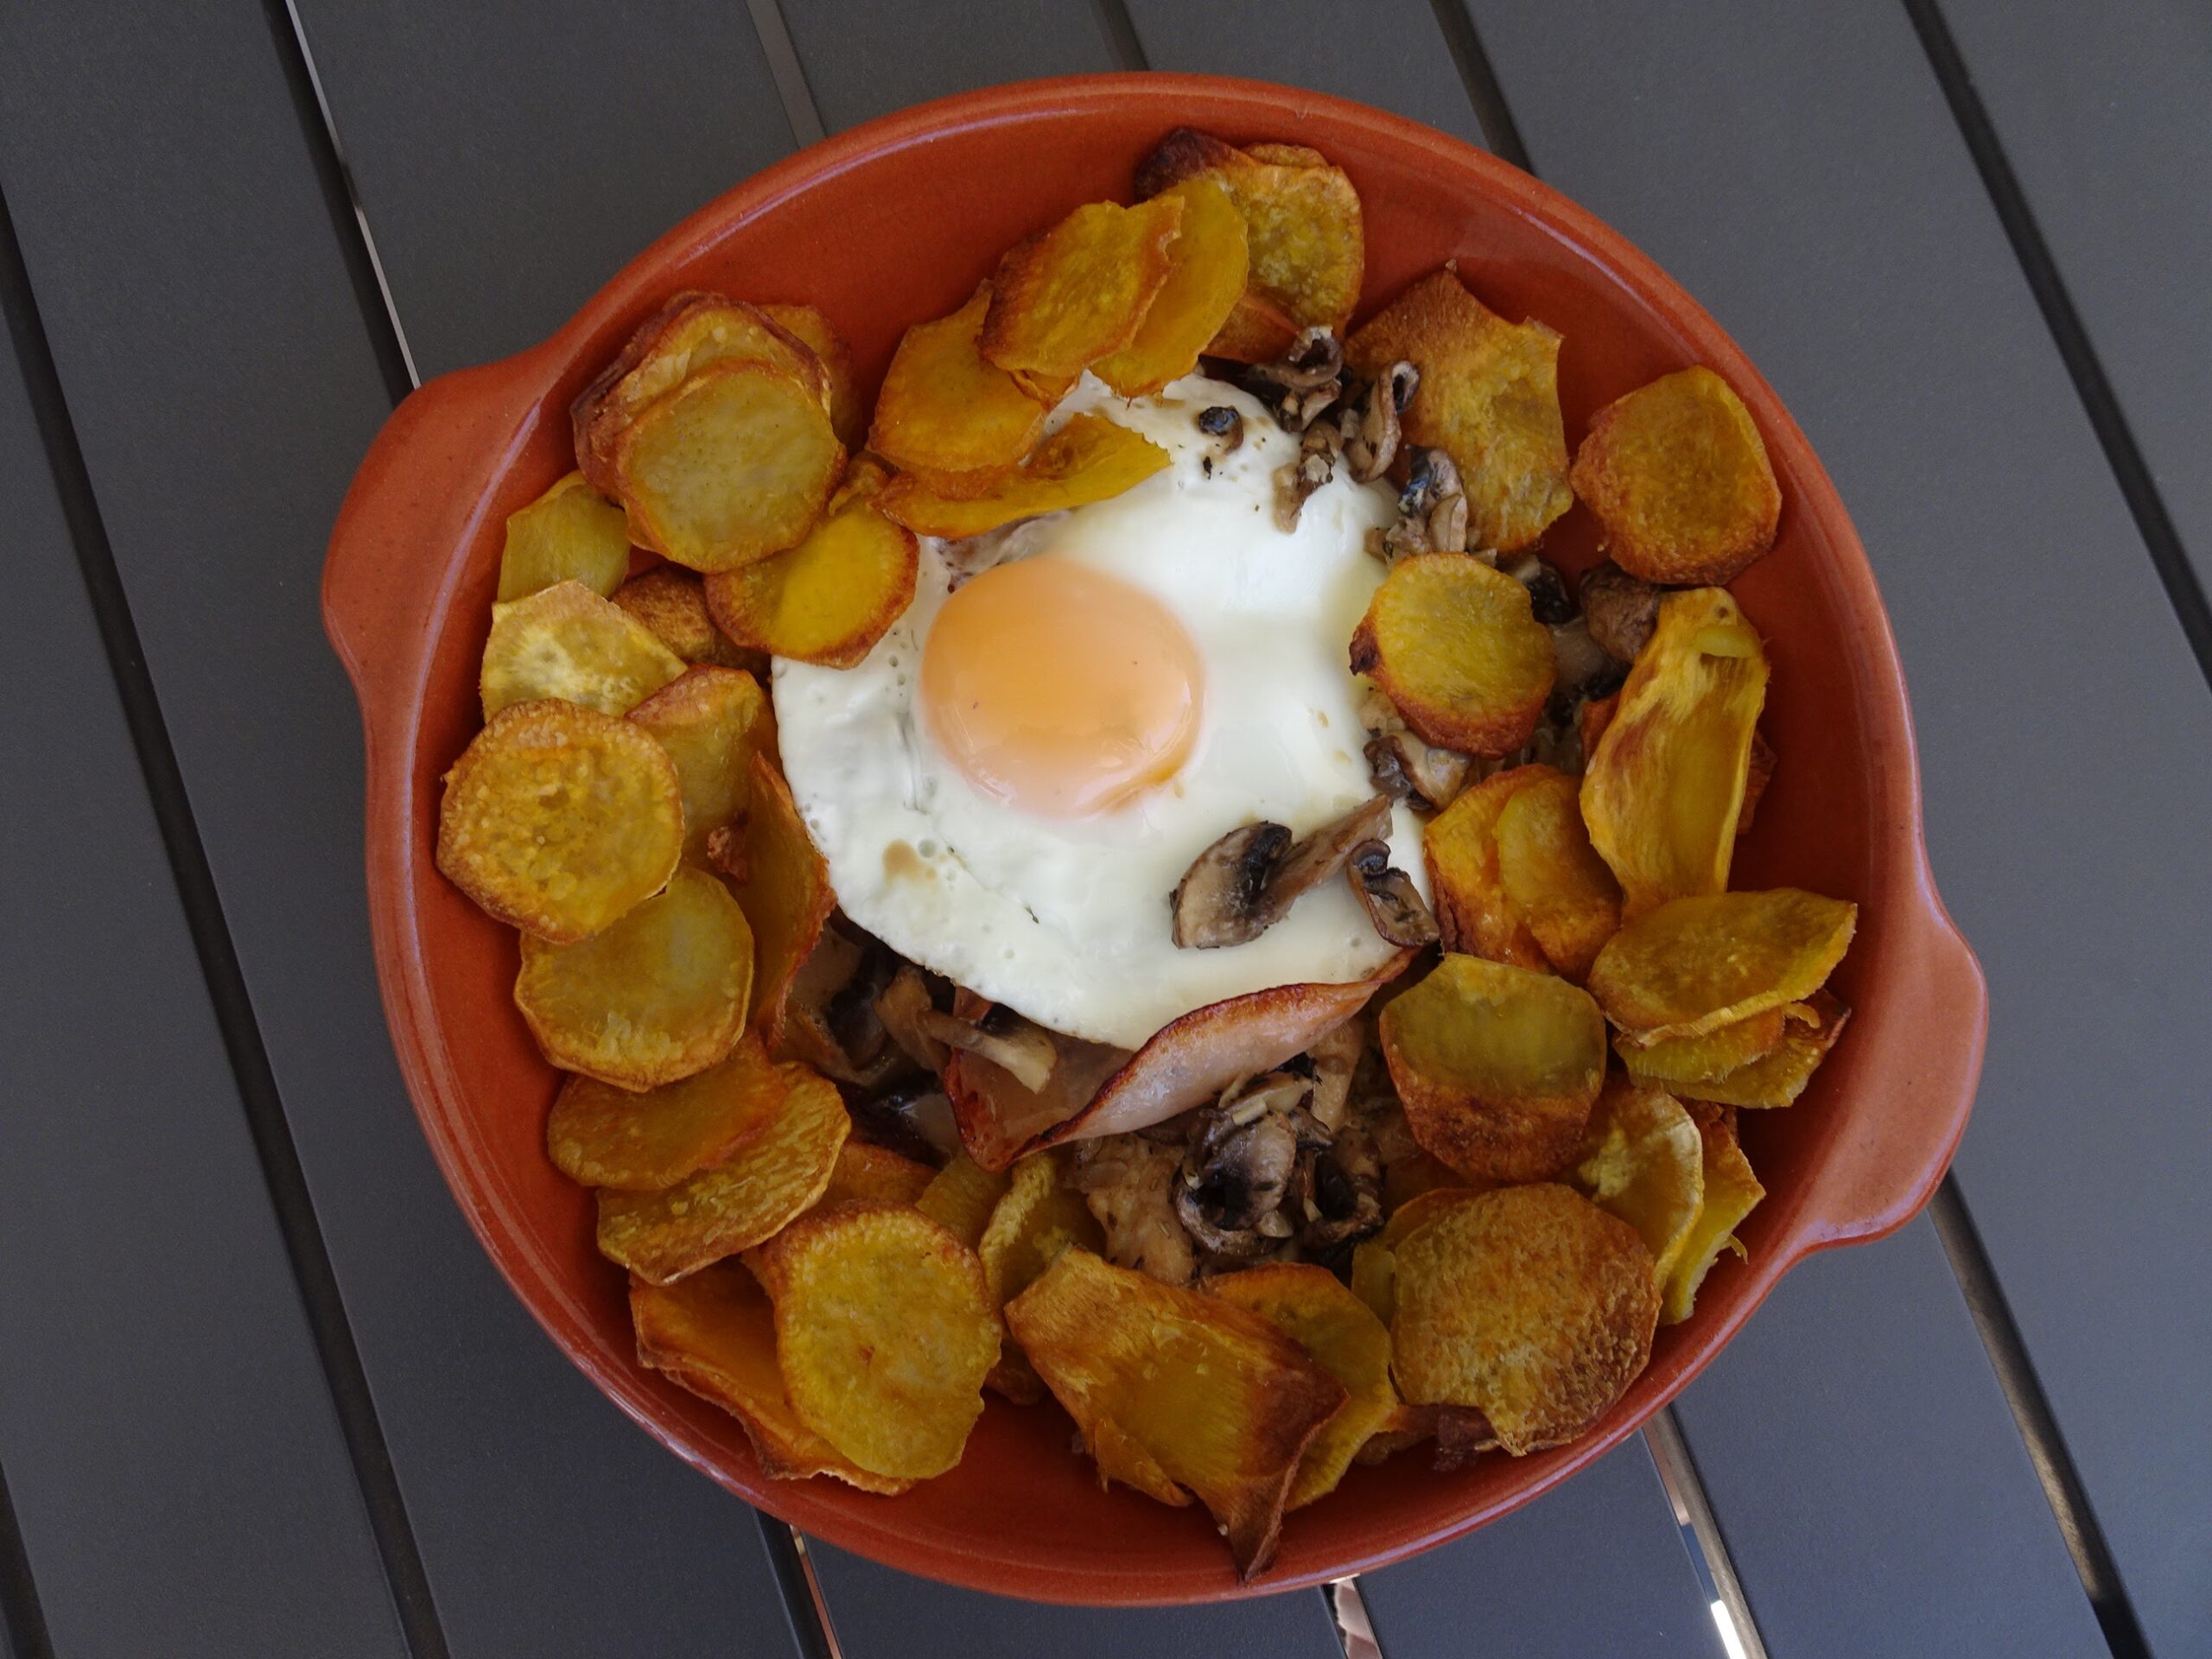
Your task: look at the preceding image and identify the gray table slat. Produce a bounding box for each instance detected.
[0,8,808,1656]
[1464,2,2212,1650]
[0,276,404,1654]
[1941,0,2212,590]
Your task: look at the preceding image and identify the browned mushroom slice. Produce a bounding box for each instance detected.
[1175,1087,1314,1262]
[1170,798,1394,949]
[1268,796,1393,906]
[874,963,950,1071]
[1579,560,1662,664]
[917,1004,1060,1094]
[1348,840,1440,948]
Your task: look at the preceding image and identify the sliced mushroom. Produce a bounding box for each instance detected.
[916,1003,1059,1093]
[1292,1109,1383,1252]
[1247,325,1344,392]
[1343,362,1416,482]
[1548,614,1618,698]
[1348,840,1440,948]
[1267,795,1393,909]
[1359,682,1473,810]
[1302,1017,1366,1135]
[1174,1095,1306,1261]
[874,963,950,1071]
[1579,558,1662,664]
[1170,821,1293,948]
[849,1079,959,1166]
[1501,552,1577,626]
[1070,1134,1197,1287]
[778,923,911,1089]
[1195,404,1244,448]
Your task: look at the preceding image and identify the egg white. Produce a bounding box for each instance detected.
[773,372,1427,1049]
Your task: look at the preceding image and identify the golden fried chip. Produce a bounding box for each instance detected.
[916,1153,1014,1249]
[1573,1076,1704,1283]
[1093,178,1249,396]
[1345,268,1571,553]
[869,286,1049,480]
[1136,129,1364,348]
[758,302,864,450]
[595,1049,847,1282]
[1392,1183,1658,1454]
[516,866,754,1089]
[1209,1264,1397,1508]
[631,1262,912,1492]
[875,412,1169,539]
[1587,888,1858,1041]
[549,1034,791,1190]
[702,490,918,667]
[1351,553,1555,757]
[1006,1249,1345,1579]
[436,699,682,944]
[1421,766,1548,966]
[480,578,687,719]
[818,1138,937,1207]
[611,565,760,672]
[1680,989,1850,1109]
[1581,588,1770,913]
[626,665,771,864]
[1573,366,1781,585]
[1379,955,1607,1183]
[1350,1185,1491,1326]
[978,1151,1104,1404]
[753,1201,999,1479]
[1495,771,1623,980]
[1617,1007,1789,1088]
[498,472,632,602]
[1663,1104,1764,1323]
[730,753,836,1048]
[980,198,1185,381]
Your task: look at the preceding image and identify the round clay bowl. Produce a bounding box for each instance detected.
[322,73,1986,1605]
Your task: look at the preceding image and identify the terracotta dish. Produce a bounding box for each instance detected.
[322,74,1986,1604]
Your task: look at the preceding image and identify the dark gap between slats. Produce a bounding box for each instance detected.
[0,127,452,1659]
[0,1460,55,1659]
[1090,0,1149,72]
[1429,0,1531,172]
[1928,1181,2152,1659]
[1905,0,2212,694]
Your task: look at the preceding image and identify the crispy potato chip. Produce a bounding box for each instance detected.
[702,490,918,667]
[1573,1076,1704,1283]
[1006,1249,1345,1579]
[1680,989,1850,1109]
[730,753,836,1048]
[498,472,632,602]
[1345,269,1572,553]
[1573,366,1781,585]
[596,1050,847,1281]
[611,565,762,672]
[979,197,1185,381]
[1094,179,1249,396]
[627,665,771,864]
[819,1137,937,1207]
[1587,889,1858,1041]
[1349,1185,1491,1327]
[436,699,682,944]
[1580,690,1620,754]
[916,1153,1015,1249]
[517,866,754,1089]
[1495,771,1623,979]
[480,578,687,719]
[1209,1263,1397,1508]
[1392,1183,1658,1454]
[758,302,864,450]
[631,1262,912,1492]
[1581,588,1770,913]
[550,1033,791,1191]
[1617,1007,1789,1088]
[869,286,1049,479]
[875,412,1170,539]
[1351,553,1555,757]
[1663,1104,1764,1323]
[1135,129,1363,346]
[1379,955,1608,1184]
[753,1200,998,1479]
[978,1151,1104,1404]
[1421,766,1548,965]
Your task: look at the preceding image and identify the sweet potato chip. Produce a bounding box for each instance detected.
[611,566,760,672]
[869,286,1048,479]
[1209,1263,1397,1508]
[436,699,682,944]
[875,412,1170,539]
[1617,1007,1789,1089]
[1093,178,1249,396]
[631,1262,911,1492]
[819,1137,936,1207]
[1350,1182,1494,1325]
[916,1153,1014,1249]
[1421,766,1548,965]
[702,489,918,667]
[978,1151,1104,1403]
[498,472,631,601]
[595,1051,847,1281]
[1379,955,1608,1184]
[730,753,836,1048]
[979,197,1185,381]
[1351,553,1555,756]
[1573,1076,1704,1283]
[1587,889,1858,1041]
[627,665,771,864]
[1573,366,1781,585]
[1581,588,1770,913]
[1345,269,1572,553]
[1663,1105,1764,1324]
[758,302,864,449]
[1006,1248,1345,1579]
[1680,989,1850,1109]
[1495,771,1623,980]
[753,1201,999,1480]
[1135,129,1364,347]
[1392,1183,1658,1454]
[480,578,687,719]
[550,1033,790,1191]
[516,866,754,1089]
[613,359,845,574]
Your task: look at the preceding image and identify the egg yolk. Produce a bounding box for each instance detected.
[919,557,1204,817]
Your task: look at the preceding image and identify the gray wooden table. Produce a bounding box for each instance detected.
[1,3,2204,1656]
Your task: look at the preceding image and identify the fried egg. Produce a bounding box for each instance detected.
[774,372,1425,1048]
